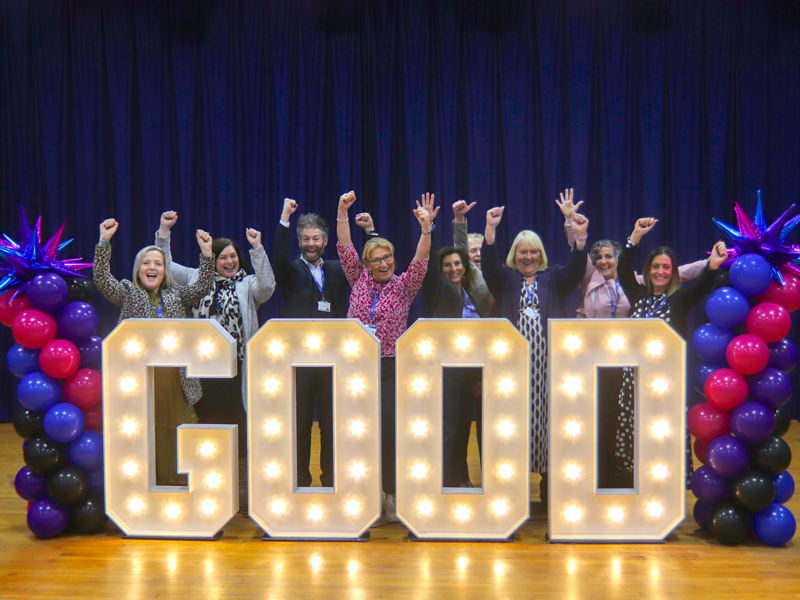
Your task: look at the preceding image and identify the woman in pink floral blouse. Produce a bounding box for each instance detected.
[336,190,433,522]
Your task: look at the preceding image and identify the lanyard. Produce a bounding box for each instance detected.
[311,267,326,300]
[152,298,164,319]
[606,279,620,318]
[369,276,393,323]
[524,279,537,306]
[647,295,667,318]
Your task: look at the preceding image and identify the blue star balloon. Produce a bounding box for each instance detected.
[0,207,93,298]
[713,190,800,286]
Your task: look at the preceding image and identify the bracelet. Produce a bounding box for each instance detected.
[421,229,432,236]
[98,239,110,247]
[336,217,349,222]
[576,235,587,242]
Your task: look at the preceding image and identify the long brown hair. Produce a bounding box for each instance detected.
[212,238,253,275]
[438,246,474,289]
[644,246,680,296]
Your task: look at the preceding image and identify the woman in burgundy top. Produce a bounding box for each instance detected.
[336,190,433,522]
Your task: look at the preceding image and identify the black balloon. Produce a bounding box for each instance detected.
[732,469,776,511]
[750,435,792,475]
[709,501,751,546]
[64,277,95,303]
[13,409,45,440]
[23,435,67,474]
[772,405,791,438]
[70,494,108,533]
[47,466,88,505]
[713,268,732,290]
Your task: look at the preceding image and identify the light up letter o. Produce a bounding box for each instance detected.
[548,319,686,542]
[396,319,531,540]
[247,319,381,539]
[103,319,238,539]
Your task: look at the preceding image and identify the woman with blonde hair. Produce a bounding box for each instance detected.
[94,218,215,485]
[481,206,589,502]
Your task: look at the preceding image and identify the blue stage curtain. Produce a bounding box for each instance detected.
[1,0,799,421]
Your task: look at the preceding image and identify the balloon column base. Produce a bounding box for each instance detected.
[122,530,224,541]
[407,531,515,543]
[261,531,370,542]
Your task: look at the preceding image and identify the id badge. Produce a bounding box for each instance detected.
[318,300,331,313]
[523,306,537,319]
[367,325,378,334]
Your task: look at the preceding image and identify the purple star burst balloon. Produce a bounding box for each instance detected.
[0,207,93,298]
[713,190,800,286]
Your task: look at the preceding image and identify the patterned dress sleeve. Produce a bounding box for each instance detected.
[337,241,365,287]
[401,256,429,301]
[178,254,216,308]
[93,244,127,308]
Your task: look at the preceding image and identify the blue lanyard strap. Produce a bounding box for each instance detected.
[152,298,163,318]
[369,276,393,323]
[524,279,537,306]
[647,295,667,318]
[606,279,620,318]
[311,267,326,300]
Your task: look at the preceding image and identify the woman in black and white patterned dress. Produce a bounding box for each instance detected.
[616,217,728,482]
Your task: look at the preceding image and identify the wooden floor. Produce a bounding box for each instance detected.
[2,423,799,599]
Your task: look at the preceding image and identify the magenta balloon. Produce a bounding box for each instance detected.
[745,302,791,343]
[755,272,800,312]
[688,402,731,441]
[726,334,769,375]
[704,368,748,410]
[39,339,81,379]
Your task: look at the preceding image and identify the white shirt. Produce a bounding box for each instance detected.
[281,220,324,289]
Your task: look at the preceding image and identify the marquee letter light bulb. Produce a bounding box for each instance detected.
[549,319,686,543]
[396,319,530,540]
[102,319,238,539]
[564,335,581,352]
[264,378,280,394]
[248,320,381,539]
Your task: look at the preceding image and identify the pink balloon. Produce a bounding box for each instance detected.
[755,272,800,313]
[694,437,711,464]
[704,368,748,410]
[82,403,103,432]
[11,309,57,349]
[688,401,732,441]
[39,339,81,379]
[745,302,791,343]
[0,289,32,327]
[62,368,102,409]
[726,334,769,375]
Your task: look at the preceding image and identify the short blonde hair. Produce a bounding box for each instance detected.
[467,233,484,244]
[132,246,173,291]
[362,237,395,263]
[506,230,548,273]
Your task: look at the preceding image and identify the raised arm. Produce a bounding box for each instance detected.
[618,218,658,301]
[555,188,583,248]
[179,229,216,307]
[93,219,126,308]
[245,227,276,306]
[452,199,476,250]
[552,212,590,297]
[154,211,195,286]
[481,207,511,299]
[273,198,299,286]
[337,191,357,248]
[673,241,728,311]
[413,193,437,261]
[355,212,381,240]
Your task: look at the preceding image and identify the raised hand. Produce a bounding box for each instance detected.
[486,206,505,228]
[630,217,658,245]
[245,228,262,248]
[555,188,583,219]
[99,218,119,241]
[416,193,440,221]
[708,241,728,270]
[159,211,178,235]
[452,199,476,223]
[572,212,589,236]
[281,198,298,221]
[338,191,357,214]
[196,229,213,257]
[355,212,375,232]
[413,206,431,230]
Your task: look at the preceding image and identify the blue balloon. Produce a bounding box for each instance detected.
[87,468,105,495]
[693,323,735,364]
[67,431,104,471]
[730,402,774,444]
[753,503,796,546]
[14,466,49,501]
[17,372,62,412]
[7,344,42,378]
[747,368,792,409]
[705,287,751,329]
[43,403,85,444]
[56,301,98,344]
[27,273,69,314]
[76,335,103,371]
[27,497,70,538]
[729,254,773,297]
[767,338,797,373]
[707,435,750,478]
[693,500,715,531]
[773,472,795,504]
[691,465,730,505]
[695,363,724,395]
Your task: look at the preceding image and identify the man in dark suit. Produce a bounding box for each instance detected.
[273,198,378,488]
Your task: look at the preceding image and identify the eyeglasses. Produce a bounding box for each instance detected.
[368,254,393,266]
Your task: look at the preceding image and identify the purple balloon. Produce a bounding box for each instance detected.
[56,301,98,344]
[27,497,70,538]
[17,372,62,412]
[693,500,715,531]
[707,435,750,478]
[691,465,730,505]
[86,468,105,495]
[27,273,69,314]
[695,363,725,395]
[7,343,42,378]
[773,471,795,504]
[67,431,104,471]
[767,338,797,373]
[76,335,102,371]
[730,401,775,444]
[747,367,792,409]
[14,466,49,501]
[705,287,751,329]
[693,323,735,364]
[43,403,85,444]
